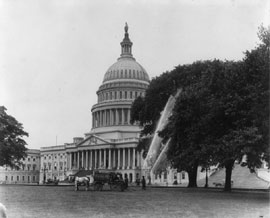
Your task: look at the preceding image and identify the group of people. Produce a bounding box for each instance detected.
[126,176,146,190]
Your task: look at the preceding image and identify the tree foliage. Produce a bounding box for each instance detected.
[131,25,269,190]
[0,106,28,168]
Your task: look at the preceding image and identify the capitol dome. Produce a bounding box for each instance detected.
[103,58,149,83]
[91,23,150,136]
[102,23,149,84]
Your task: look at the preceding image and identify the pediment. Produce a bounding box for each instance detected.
[77,134,111,147]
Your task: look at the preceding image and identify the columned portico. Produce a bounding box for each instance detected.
[55,24,150,184]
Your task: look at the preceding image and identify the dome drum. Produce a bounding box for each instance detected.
[91,24,149,132]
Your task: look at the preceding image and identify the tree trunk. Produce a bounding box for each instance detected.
[187,162,198,188]
[224,160,234,192]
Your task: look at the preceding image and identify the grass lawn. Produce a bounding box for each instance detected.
[0,185,269,218]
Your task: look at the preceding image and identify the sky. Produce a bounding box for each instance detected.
[0,0,269,149]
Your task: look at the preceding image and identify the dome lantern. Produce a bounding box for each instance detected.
[120,22,133,59]
[102,23,150,83]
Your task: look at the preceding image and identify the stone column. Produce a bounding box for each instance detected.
[71,152,73,169]
[86,150,89,169]
[128,148,131,169]
[116,109,119,125]
[122,108,124,125]
[96,111,100,127]
[104,149,106,169]
[128,109,131,124]
[77,151,80,169]
[109,109,112,126]
[89,150,92,169]
[133,148,136,169]
[82,150,84,169]
[113,149,116,168]
[100,111,102,126]
[118,149,120,169]
[94,112,97,128]
[99,149,102,168]
[103,110,106,126]
[92,113,94,128]
[123,148,125,169]
[104,110,107,126]
[108,149,111,169]
[94,150,97,169]
[137,150,140,168]
[73,152,76,168]
[69,153,71,170]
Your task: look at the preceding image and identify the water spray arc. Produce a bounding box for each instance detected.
[142,89,182,179]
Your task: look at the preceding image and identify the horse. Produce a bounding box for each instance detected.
[75,175,94,191]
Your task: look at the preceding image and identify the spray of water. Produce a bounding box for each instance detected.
[142,89,182,170]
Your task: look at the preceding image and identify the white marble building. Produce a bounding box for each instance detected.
[0,149,40,184]
[39,23,150,184]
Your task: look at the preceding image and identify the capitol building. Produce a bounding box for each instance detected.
[0,24,156,184]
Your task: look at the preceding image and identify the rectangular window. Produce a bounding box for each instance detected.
[22,176,25,181]
[182,172,185,180]
[130,91,133,99]
[17,176,19,181]
[11,176,13,181]
[5,176,8,181]
[33,176,35,182]
[125,91,127,99]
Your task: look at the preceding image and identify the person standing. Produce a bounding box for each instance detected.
[141,176,146,190]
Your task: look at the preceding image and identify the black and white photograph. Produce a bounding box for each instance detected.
[0,0,269,217]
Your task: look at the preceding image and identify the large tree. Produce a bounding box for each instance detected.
[159,60,229,187]
[0,106,28,168]
[131,26,269,191]
[131,61,211,152]
[131,61,215,187]
[161,26,269,191]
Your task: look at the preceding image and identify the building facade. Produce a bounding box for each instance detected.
[0,149,40,184]
[38,23,150,184]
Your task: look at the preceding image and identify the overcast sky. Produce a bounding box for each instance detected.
[0,0,269,149]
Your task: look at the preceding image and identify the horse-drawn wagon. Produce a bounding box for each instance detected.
[75,171,125,192]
